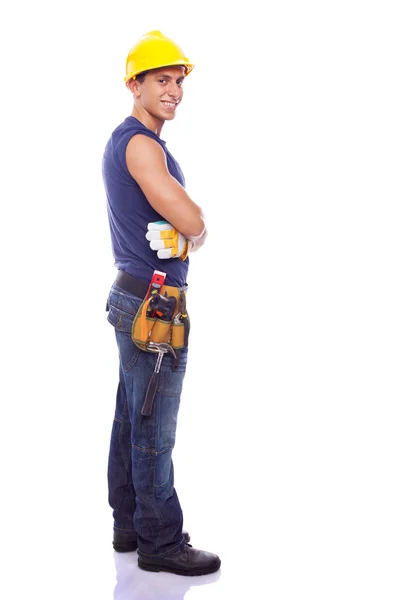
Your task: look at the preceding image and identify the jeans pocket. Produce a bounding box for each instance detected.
[154,448,174,490]
[107,305,134,332]
[157,349,188,396]
[108,303,141,373]
[107,287,142,326]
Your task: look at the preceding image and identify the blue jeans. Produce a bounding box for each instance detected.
[106,283,188,557]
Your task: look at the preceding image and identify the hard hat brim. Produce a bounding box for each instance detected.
[125,61,194,84]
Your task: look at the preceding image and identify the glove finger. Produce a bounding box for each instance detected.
[149,240,166,250]
[150,239,177,250]
[157,249,173,259]
[146,231,162,241]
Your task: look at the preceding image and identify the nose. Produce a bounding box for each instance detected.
[168,81,181,99]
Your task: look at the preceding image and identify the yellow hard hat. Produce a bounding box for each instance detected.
[124,30,194,83]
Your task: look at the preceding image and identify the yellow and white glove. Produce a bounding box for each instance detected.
[145,221,190,261]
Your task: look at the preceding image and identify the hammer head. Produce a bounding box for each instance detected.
[146,341,176,359]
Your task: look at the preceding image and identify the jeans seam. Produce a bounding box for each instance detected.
[121,387,131,470]
[154,394,160,495]
[131,443,171,456]
[120,426,130,472]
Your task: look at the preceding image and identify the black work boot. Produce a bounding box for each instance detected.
[113,529,191,553]
[138,544,221,576]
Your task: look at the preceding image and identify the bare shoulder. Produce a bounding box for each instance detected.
[126,134,167,175]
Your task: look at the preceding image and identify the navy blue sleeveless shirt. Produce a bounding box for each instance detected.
[102,116,189,287]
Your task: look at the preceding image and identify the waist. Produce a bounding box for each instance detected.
[115,270,187,300]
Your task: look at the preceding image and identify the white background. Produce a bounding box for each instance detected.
[1,1,394,598]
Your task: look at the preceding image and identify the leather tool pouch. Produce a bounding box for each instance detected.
[131,284,189,352]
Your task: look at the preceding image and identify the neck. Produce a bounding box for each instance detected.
[131,106,164,136]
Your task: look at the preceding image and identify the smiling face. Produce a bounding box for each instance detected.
[129,65,185,123]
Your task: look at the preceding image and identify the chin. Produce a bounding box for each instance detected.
[157,113,176,122]
[151,110,176,122]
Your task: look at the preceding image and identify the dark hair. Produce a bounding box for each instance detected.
[135,71,148,83]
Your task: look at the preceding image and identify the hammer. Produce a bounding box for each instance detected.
[141,342,176,417]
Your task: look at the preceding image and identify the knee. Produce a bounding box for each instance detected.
[131,443,174,490]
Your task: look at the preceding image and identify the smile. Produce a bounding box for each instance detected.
[161,101,178,108]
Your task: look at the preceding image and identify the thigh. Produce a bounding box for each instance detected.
[127,346,189,451]
[157,348,188,448]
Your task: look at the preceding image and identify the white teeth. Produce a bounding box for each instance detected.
[162,101,177,107]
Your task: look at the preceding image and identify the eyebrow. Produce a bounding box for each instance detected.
[155,73,185,81]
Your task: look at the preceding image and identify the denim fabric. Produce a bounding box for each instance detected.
[106,283,188,557]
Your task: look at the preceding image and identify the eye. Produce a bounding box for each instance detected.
[158,79,167,84]
[177,80,184,87]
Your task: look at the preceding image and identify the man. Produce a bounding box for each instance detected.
[102,31,220,576]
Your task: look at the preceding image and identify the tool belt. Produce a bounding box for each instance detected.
[115,270,190,353]
[115,270,189,415]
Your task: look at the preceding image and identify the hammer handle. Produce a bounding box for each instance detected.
[141,372,159,417]
[182,315,190,348]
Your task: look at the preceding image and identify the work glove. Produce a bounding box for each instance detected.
[146,221,190,260]
[189,227,207,253]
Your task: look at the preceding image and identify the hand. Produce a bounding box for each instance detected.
[189,227,207,252]
[145,221,190,261]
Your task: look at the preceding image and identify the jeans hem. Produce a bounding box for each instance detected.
[137,539,184,559]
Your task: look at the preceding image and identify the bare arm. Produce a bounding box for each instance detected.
[126,134,205,238]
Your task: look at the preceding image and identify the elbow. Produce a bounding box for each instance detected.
[187,217,206,239]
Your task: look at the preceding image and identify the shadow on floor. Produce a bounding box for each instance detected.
[113,551,221,599]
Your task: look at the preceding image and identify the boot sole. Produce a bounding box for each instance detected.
[138,559,221,577]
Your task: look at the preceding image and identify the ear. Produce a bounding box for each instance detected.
[127,78,141,97]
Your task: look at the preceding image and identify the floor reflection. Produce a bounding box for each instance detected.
[113,551,221,600]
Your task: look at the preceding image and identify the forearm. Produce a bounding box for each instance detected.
[148,177,205,239]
